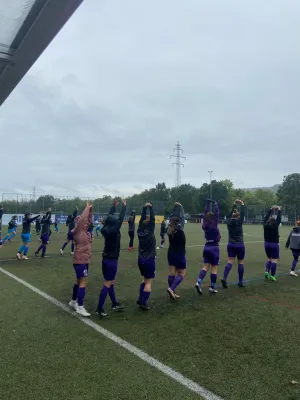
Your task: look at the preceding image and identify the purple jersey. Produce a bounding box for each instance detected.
[202,201,220,245]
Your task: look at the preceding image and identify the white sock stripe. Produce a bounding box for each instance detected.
[0,266,224,400]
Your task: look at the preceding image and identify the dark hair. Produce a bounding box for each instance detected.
[267,217,276,226]
[128,216,133,222]
[143,215,150,225]
[169,216,179,236]
[232,209,240,219]
[205,212,214,222]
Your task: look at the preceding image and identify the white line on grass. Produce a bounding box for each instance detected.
[0,266,224,400]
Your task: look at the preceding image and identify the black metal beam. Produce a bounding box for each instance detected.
[0,0,84,107]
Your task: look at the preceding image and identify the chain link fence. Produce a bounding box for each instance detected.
[1,193,165,218]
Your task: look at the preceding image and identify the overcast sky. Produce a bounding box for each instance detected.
[1,0,299,198]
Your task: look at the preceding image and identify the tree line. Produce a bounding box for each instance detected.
[1,173,300,221]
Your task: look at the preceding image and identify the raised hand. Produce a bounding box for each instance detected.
[175,202,182,206]
[122,199,127,206]
[145,202,152,208]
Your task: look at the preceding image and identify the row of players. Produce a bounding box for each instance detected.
[1,199,300,317]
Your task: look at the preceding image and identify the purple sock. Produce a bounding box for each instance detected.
[98,286,109,310]
[108,285,118,306]
[71,243,75,252]
[42,245,46,256]
[197,269,207,285]
[77,287,85,306]
[270,262,277,277]
[170,275,184,291]
[138,282,145,302]
[142,291,150,305]
[291,260,298,271]
[265,261,271,273]
[210,273,217,288]
[223,263,232,281]
[238,264,244,283]
[36,244,43,254]
[62,242,68,250]
[168,275,175,287]
[72,284,79,301]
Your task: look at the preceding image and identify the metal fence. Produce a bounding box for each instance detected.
[0,193,165,216]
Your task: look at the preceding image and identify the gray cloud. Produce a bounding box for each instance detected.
[1,0,299,197]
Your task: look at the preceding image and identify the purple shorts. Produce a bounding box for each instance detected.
[138,257,156,279]
[41,233,50,245]
[102,258,118,281]
[203,245,220,266]
[227,242,245,260]
[73,264,89,279]
[167,253,187,269]
[67,231,74,241]
[264,242,280,259]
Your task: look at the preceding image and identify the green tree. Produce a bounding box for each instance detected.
[253,188,277,207]
[277,173,300,205]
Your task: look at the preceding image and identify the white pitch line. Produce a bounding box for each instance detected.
[0,266,224,400]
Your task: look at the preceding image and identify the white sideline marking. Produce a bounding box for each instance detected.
[0,266,224,400]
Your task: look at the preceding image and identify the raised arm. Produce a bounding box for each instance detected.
[264,208,273,224]
[228,203,236,219]
[171,203,185,230]
[204,200,210,216]
[212,202,219,226]
[239,204,245,224]
[148,205,155,231]
[73,203,92,233]
[116,201,127,229]
[276,209,282,226]
[29,215,40,223]
[132,210,136,223]
[72,207,78,218]
[45,209,52,222]
[138,205,148,229]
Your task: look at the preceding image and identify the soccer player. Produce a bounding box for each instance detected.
[96,199,126,317]
[54,219,59,233]
[195,199,220,295]
[221,199,246,288]
[264,206,281,281]
[88,221,94,241]
[128,210,136,250]
[35,209,52,258]
[16,213,40,260]
[3,215,18,244]
[136,203,156,310]
[60,207,78,255]
[285,220,300,277]
[167,202,186,300]
[160,219,168,248]
[95,221,102,236]
[35,216,41,235]
[69,201,93,317]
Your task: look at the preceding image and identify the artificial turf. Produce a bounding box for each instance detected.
[1,223,300,400]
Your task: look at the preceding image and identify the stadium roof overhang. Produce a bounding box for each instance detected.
[0,0,83,107]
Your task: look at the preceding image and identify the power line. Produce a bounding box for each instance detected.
[170,141,186,187]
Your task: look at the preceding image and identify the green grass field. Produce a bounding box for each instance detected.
[1,223,300,400]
